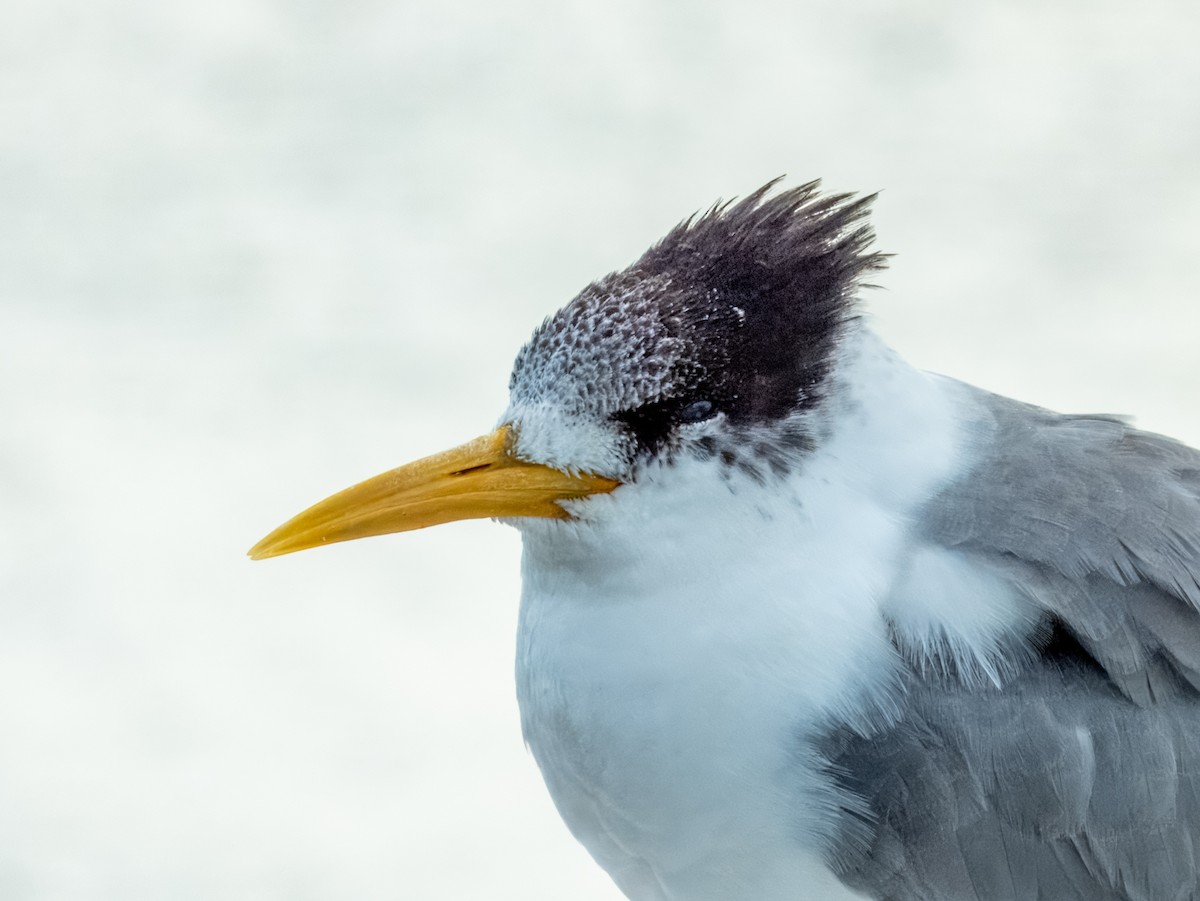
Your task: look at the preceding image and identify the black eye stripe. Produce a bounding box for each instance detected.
[611,401,674,455]
[611,397,719,456]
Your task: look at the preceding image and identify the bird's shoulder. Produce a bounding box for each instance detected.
[908,381,1200,705]
[827,379,1200,899]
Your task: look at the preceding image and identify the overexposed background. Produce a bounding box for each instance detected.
[2,1,1199,898]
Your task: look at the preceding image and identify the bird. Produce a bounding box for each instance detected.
[249,180,1200,901]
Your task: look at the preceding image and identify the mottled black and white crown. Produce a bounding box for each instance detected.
[506,180,887,472]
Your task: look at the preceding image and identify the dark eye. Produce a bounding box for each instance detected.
[676,399,716,423]
[611,397,718,455]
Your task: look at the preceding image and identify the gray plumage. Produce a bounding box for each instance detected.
[507,183,1200,899]
[828,384,1200,900]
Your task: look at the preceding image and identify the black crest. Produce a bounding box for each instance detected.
[509,180,888,465]
[631,178,888,426]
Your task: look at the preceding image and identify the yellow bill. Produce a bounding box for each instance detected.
[248,426,619,560]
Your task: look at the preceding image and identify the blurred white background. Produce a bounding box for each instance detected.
[2,0,1198,898]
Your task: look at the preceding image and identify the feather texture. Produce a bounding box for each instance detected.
[830,382,1200,899]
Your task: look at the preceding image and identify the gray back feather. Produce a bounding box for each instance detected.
[924,384,1200,705]
[828,383,1200,899]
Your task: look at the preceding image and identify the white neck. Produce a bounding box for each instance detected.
[514,326,966,901]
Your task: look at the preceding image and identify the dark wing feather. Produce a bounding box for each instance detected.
[828,384,1200,900]
[828,665,1200,901]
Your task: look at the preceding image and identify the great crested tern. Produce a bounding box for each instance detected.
[251,181,1200,901]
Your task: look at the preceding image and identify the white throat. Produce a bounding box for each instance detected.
[513,327,968,901]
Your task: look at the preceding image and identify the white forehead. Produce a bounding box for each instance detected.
[507,273,692,417]
[499,401,631,477]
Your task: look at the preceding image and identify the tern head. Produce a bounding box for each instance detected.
[249,180,886,559]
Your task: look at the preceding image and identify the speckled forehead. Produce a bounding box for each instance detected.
[509,273,691,415]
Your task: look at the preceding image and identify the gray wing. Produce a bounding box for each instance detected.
[829,384,1200,900]
[828,664,1200,901]
[926,385,1200,704]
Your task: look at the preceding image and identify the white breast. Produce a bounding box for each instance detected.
[512,331,986,901]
